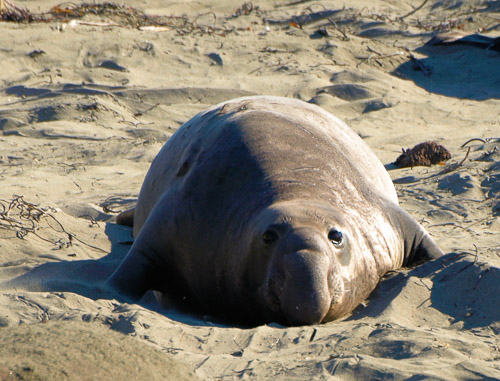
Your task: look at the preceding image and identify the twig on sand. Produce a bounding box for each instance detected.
[451,146,472,170]
[67,19,119,28]
[399,0,429,20]
[0,195,106,253]
[460,216,494,232]
[479,146,499,160]
[461,138,487,147]
[309,328,317,342]
[275,0,315,8]
[409,53,432,76]
[472,244,479,263]
[438,146,471,175]
[439,250,483,277]
[193,11,217,31]
[134,103,160,117]
[327,17,349,41]
[459,137,499,159]
[418,278,432,291]
[357,46,406,68]
[441,253,464,268]
[427,222,459,228]
[264,9,341,27]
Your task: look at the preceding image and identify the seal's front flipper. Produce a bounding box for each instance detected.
[388,202,444,267]
[116,208,135,227]
[105,234,164,303]
[107,192,179,303]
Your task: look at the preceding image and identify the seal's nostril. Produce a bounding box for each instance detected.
[262,229,279,244]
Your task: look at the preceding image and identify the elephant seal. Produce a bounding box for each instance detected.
[107,95,443,325]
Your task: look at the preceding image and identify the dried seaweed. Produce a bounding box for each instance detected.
[50,2,191,31]
[232,2,261,18]
[0,195,105,252]
[0,0,43,22]
[0,0,233,36]
[264,9,341,27]
[394,141,451,168]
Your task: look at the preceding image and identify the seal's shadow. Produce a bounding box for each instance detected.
[2,222,232,327]
[2,222,129,300]
[393,45,499,100]
[349,253,500,330]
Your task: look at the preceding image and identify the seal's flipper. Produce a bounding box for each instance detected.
[116,208,135,227]
[105,228,167,302]
[388,202,444,267]
[105,247,155,302]
[106,194,177,302]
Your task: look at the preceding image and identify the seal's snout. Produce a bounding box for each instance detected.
[262,226,335,325]
[281,250,331,325]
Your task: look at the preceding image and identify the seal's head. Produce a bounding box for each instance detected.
[244,200,374,325]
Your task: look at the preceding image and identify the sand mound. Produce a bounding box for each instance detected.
[0,321,198,380]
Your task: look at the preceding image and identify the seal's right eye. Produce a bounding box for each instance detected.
[262,230,279,244]
[328,229,343,246]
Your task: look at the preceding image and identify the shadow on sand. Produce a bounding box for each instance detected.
[1,221,230,327]
[350,253,500,330]
[394,43,500,100]
[2,222,130,301]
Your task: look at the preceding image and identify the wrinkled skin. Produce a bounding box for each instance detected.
[107,96,443,326]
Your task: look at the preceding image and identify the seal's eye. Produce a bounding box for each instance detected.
[262,230,279,244]
[328,229,343,246]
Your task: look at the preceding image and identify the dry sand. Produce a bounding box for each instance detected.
[0,0,499,379]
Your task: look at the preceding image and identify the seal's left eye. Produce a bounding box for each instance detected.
[328,229,343,246]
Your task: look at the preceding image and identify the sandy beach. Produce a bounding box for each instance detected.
[0,0,499,379]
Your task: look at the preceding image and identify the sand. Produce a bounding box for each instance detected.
[0,0,499,379]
